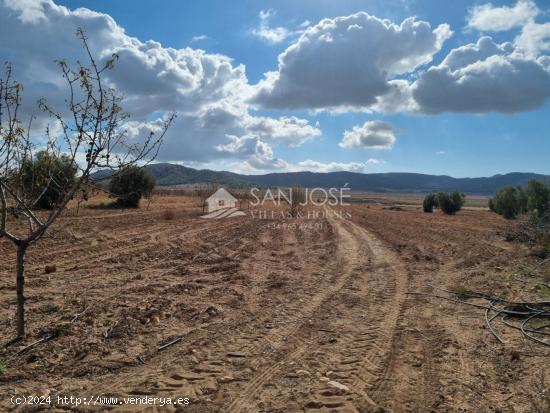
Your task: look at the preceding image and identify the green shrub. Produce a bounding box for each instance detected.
[450,191,465,212]
[526,179,550,216]
[488,197,496,212]
[491,187,521,219]
[517,186,529,214]
[490,180,550,219]
[423,193,437,212]
[109,166,155,207]
[437,191,464,215]
[423,191,465,214]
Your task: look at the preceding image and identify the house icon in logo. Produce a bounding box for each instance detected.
[201,187,247,219]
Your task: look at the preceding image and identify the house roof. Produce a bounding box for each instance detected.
[207,187,237,202]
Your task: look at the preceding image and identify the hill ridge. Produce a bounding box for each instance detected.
[135,163,550,195]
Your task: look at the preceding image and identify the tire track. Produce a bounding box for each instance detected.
[225,213,409,412]
[224,215,374,412]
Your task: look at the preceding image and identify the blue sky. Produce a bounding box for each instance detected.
[2,0,550,177]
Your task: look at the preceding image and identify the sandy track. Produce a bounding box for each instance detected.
[221,213,409,412]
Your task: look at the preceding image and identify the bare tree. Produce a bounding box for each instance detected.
[0,29,175,340]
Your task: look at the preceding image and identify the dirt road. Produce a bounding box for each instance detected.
[223,213,409,412]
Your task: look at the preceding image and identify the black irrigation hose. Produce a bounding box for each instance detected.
[485,301,504,344]
[409,291,550,347]
[501,315,550,337]
[521,310,550,347]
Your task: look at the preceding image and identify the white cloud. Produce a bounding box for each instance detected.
[515,21,550,57]
[123,105,320,165]
[436,151,445,155]
[289,159,381,173]
[217,134,288,170]
[242,115,321,146]
[0,0,249,117]
[191,34,208,42]
[227,155,382,174]
[412,37,550,113]
[252,9,291,44]
[465,1,549,59]
[252,12,452,111]
[339,121,397,149]
[467,0,539,32]
[0,0,320,169]
[466,0,549,59]
[4,0,48,23]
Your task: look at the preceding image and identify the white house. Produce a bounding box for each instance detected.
[206,188,237,213]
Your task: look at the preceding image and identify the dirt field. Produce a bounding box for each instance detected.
[0,196,549,412]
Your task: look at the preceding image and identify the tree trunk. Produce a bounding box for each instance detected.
[16,243,28,338]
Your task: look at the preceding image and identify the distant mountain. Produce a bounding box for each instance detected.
[95,163,550,195]
[240,171,550,195]
[143,163,251,187]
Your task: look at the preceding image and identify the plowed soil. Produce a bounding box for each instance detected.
[0,197,548,412]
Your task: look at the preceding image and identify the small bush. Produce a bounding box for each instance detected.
[437,191,464,215]
[0,361,7,374]
[423,193,437,213]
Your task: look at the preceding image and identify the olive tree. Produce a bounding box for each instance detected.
[490,187,522,219]
[526,179,550,216]
[109,165,156,207]
[423,193,437,213]
[19,151,78,209]
[490,181,548,220]
[0,29,174,340]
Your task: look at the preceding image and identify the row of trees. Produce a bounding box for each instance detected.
[423,191,465,214]
[489,179,549,219]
